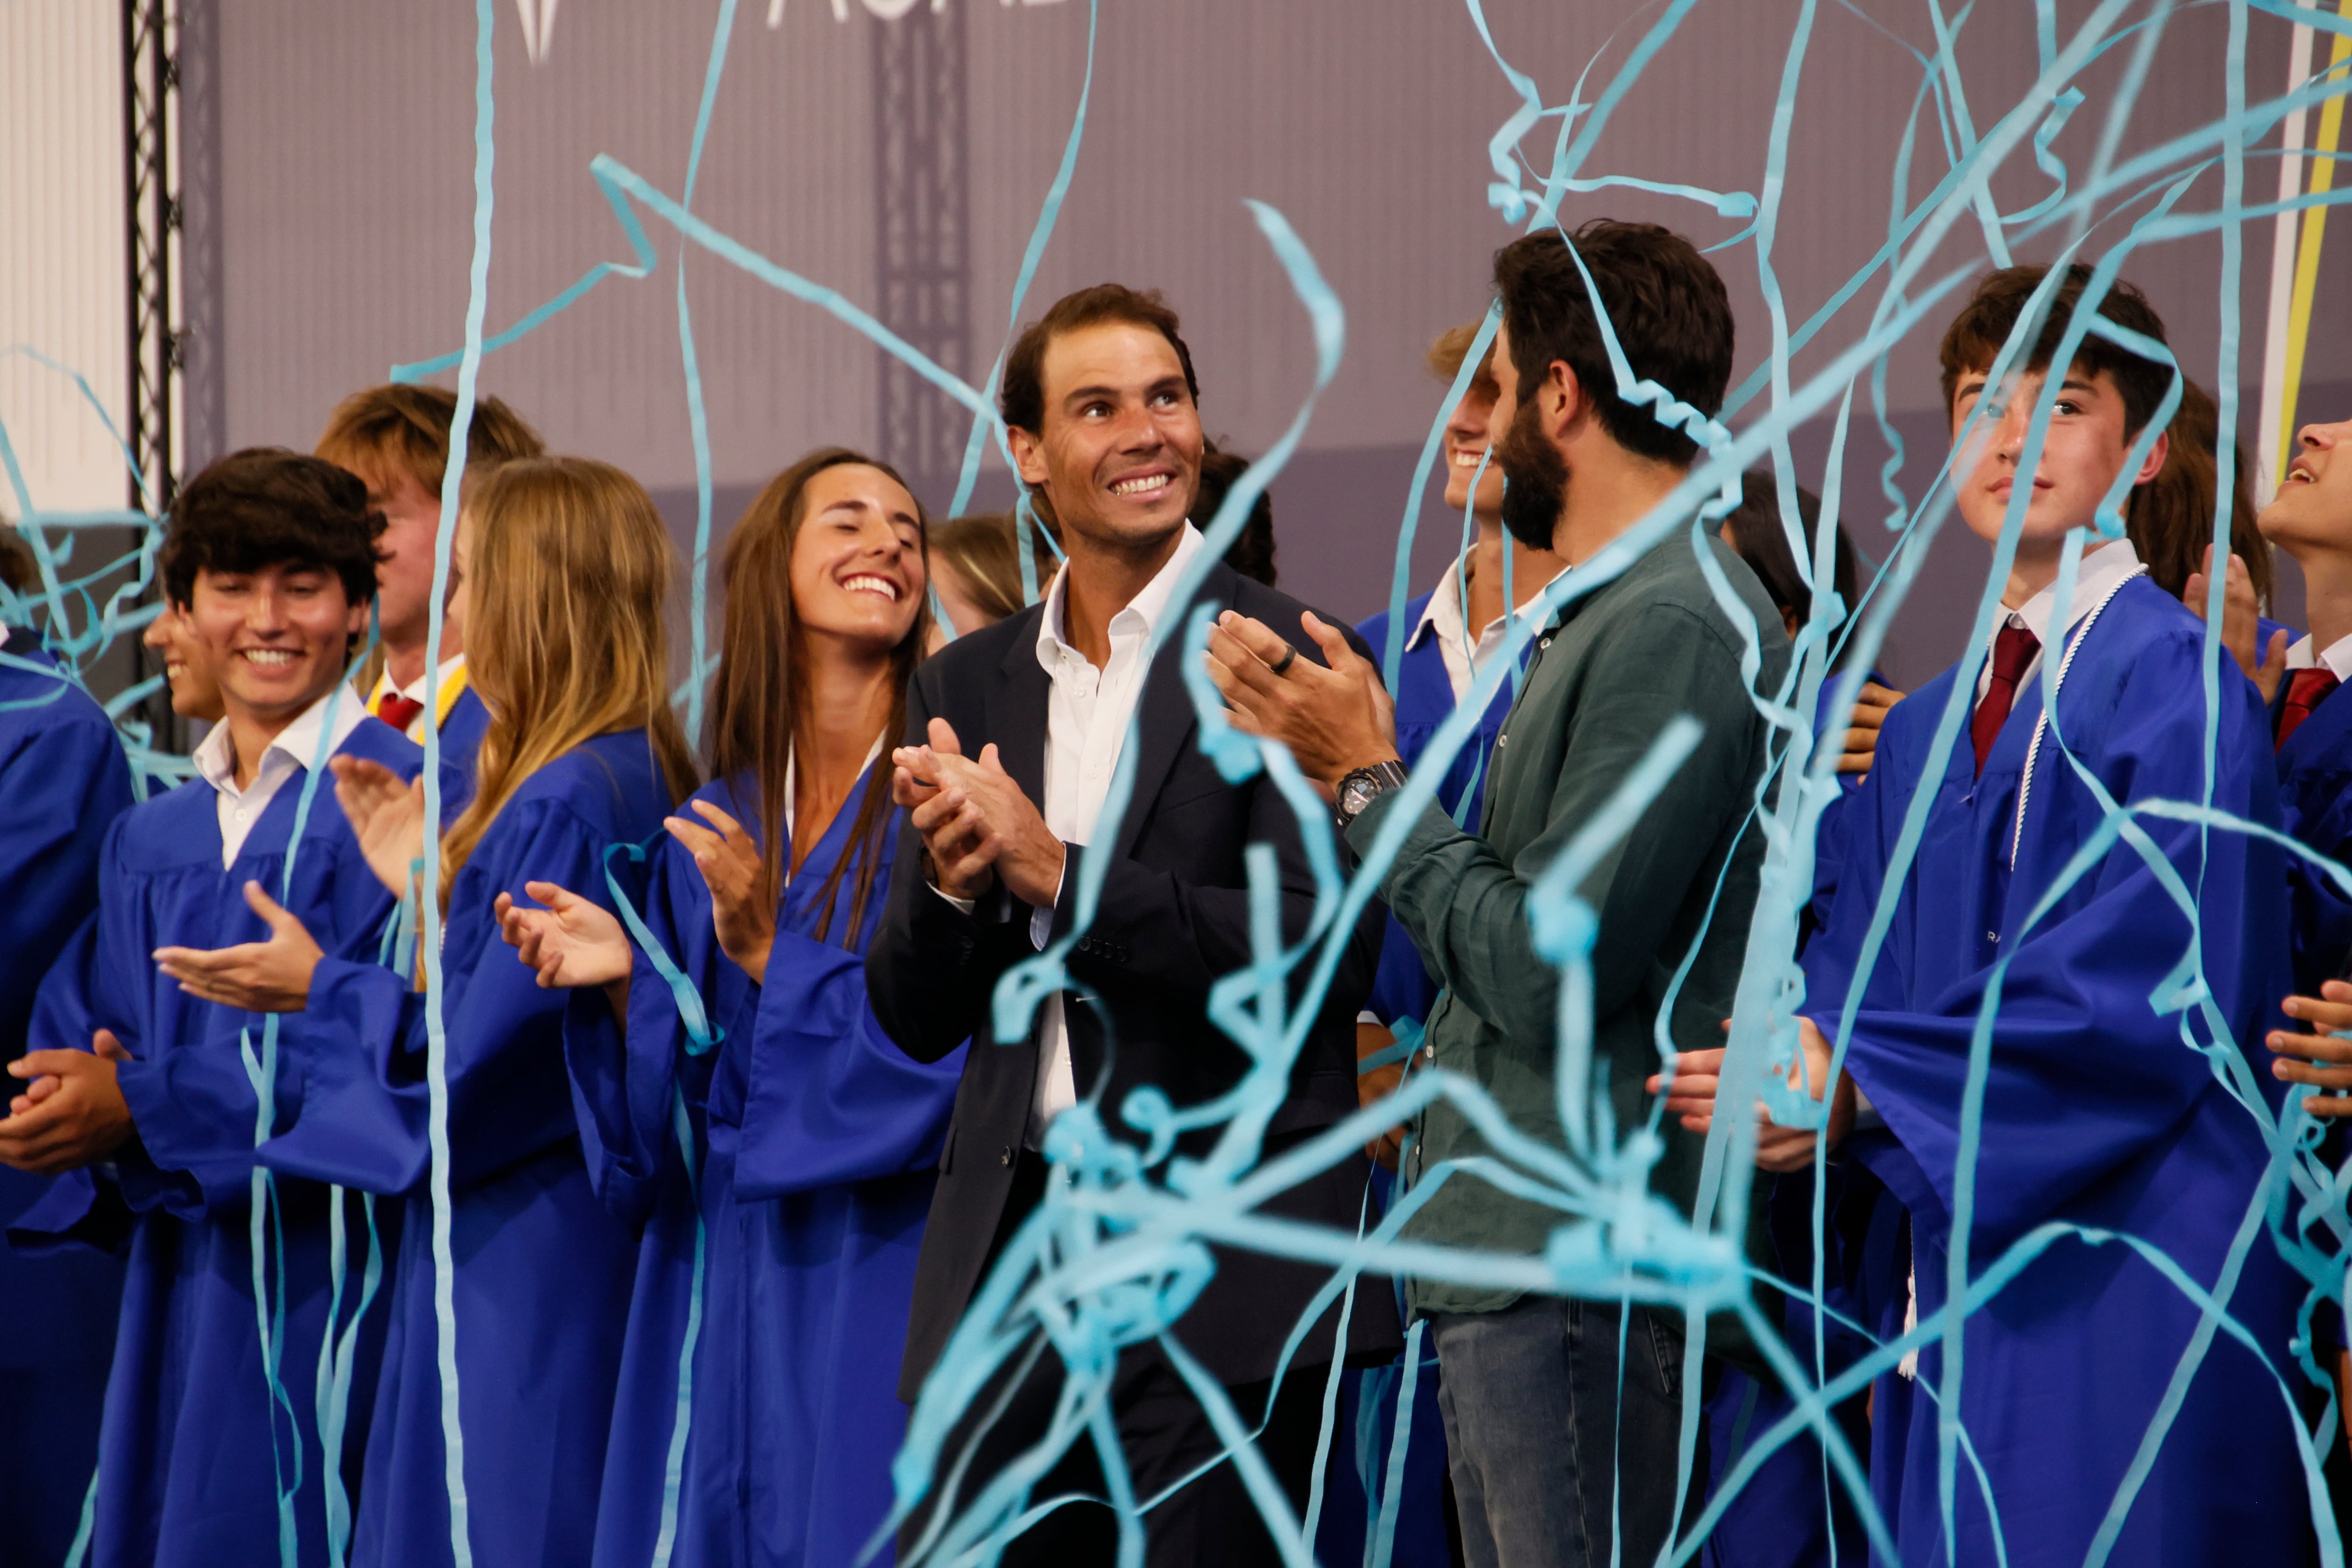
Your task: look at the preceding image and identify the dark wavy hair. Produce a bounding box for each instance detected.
[160,447,385,610]
[1490,222,1736,468]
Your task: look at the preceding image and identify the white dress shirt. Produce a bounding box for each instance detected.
[1018,523,1206,1147]
[1407,551,1568,707]
[2286,630,2352,683]
[1972,537,2145,704]
[192,683,369,867]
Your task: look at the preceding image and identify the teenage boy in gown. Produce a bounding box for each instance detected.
[0,527,137,1568]
[1209,223,1788,1568]
[493,448,967,1567]
[866,283,1397,1566]
[1,451,426,1568]
[1664,264,2307,1565]
[316,383,542,779]
[155,458,697,1568]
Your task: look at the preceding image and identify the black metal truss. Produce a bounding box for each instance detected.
[123,0,177,518]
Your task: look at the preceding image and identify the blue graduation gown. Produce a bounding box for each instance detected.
[8,714,424,1568]
[1702,669,1891,1568]
[1801,577,2304,1566]
[436,687,491,789]
[2273,674,2352,994]
[566,770,964,1568]
[0,642,135,1568]
[259,730,676,1568]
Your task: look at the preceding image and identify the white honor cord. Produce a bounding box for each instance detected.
[2008,567,2149,871]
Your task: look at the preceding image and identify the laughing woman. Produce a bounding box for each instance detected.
[498,448,966,1568]
[161,456,697,1567]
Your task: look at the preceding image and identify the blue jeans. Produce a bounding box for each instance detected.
[1431,1297,1692,1568]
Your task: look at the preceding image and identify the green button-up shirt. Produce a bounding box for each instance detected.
[1346,524,1790,1320]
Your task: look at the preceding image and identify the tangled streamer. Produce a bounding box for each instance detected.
[12,2,2352,1564]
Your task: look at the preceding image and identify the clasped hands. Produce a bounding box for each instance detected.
[891,718,1065,907]
[0,1027,135,1174]
[1647,1014,1857,1173]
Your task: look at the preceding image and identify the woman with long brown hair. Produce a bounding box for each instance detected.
[495,448,964,1567]
[162,456,697,1567]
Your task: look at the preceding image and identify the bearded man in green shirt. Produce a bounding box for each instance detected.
[1208,221,1788,1568]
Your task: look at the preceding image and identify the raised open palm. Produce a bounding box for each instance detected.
[495,880,632,989]
[665,800,775,985]
[330,754,431,898]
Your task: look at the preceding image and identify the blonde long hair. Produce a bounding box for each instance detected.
[441,457,698,904]
[710,448,930,946]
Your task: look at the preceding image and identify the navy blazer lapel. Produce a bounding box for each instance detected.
[991,607,1051,810]
[1106,562,1236,863]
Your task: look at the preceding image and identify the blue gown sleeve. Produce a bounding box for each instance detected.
[0,710,133,1058]
[1803,635,2286,1252]
[563,836,754,1220]
[114,827,403,1216]
[732,925,967,1200]
[264,798,645,1195]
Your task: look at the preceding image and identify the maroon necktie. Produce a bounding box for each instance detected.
[1971,624,2041,777]
[2277,667,2340,752]
[377,693,425,733]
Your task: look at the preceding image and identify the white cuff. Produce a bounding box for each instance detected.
[928,881,977,917]
[1029,851,1068,951]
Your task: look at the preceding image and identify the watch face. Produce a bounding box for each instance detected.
[1342,775,1376,816]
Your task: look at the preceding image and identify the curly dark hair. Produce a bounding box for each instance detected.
[160,448,386,609]
[1490,221,1736,467]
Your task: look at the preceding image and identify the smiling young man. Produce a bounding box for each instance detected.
[866,283,1395,1566]
[317,383,541,772]
[0,449,430,1568]
[1208,223,1786,1568]
[1665,266,2306,1564]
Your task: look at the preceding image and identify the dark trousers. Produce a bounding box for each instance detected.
[1431,1297,1698,1568]
[901,1155,1331,1567]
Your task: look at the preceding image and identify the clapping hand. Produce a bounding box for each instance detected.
[154,881,325,1012]
[2267,980,2352,1118]
[892,717,1065,907]
[331,755,431,899]
[664,800,775,985]
[1204,610,1397,799]
[2185,546,2288,705]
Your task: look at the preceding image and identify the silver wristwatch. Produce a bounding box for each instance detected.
[1335,759,1410,830]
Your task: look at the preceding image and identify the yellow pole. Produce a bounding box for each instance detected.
[2280,10,2352,485]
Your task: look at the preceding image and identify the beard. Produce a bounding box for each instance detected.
[1495,395,1567,551]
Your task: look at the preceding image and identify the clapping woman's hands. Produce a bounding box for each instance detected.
[664,801,775,986]
[495,880,634,1025]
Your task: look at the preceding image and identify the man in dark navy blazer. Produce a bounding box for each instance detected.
[866,283,1396,1566]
